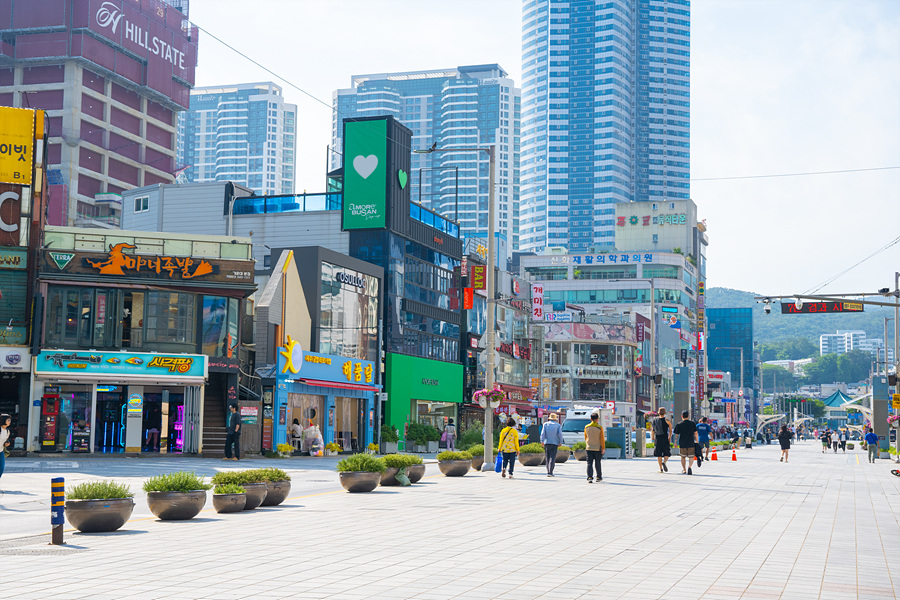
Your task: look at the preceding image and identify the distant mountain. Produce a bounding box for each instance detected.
[705,287,895,345]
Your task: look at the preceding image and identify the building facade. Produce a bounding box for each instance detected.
[177,82,297,196]
[0,0,198,229]
[706,307,759,421]
[519,0,690,253]
[332,65,521,249]
[29,226,256,455]
[819,330,893,363]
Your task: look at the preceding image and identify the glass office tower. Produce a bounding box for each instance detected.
[519,0,690,253]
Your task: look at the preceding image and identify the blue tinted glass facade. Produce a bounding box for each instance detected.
[707,308,757,413]
[520,0,690,253]
[332,66,521,249]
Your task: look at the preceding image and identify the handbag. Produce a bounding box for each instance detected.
[494,452,503,473]
[441,431,448,442]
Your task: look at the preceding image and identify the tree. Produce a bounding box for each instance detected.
[803,353,839,384]
[760,364,799,392]
[759,337,818,361]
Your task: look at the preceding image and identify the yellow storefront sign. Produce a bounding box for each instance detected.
[892,393,900,410]
[0,107,35,185]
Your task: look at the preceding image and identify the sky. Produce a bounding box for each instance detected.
[188,0,900,298]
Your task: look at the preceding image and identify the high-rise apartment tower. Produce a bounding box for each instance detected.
[519,0,690,253]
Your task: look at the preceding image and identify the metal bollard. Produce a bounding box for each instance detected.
[50,477,65,545]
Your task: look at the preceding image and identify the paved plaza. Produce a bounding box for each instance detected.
[2,440,899,599]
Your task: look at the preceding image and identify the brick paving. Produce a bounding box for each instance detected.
[1,441,898,599]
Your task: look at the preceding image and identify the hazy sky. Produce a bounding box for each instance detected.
[189,0,900,298]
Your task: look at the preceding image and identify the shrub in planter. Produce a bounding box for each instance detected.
[276,443,293,457]
[401,453,426,483]
[381,453,414,486]
[212,484,247,513]
[336,453,386,492]
[437,450,472,476]
[572,441,587,461]
[518,442,545,466]
[605,441,622,459]
[556,445,571,463]
[143,471,211,521]
[65,480,134,533]
[466,444,485,471]
[249,468,292,506]
[458,420,484,449]
[233,470,268,510]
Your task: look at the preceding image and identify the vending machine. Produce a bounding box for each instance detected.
[40,394,60,449]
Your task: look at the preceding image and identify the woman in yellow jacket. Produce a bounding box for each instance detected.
[498,417,520,478]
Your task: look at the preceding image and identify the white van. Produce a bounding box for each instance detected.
[561,407,612,447]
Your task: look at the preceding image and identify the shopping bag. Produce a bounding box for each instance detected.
[494,453,503,473]
[441,431,448,442]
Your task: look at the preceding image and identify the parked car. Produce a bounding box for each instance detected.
[630,430,653,444]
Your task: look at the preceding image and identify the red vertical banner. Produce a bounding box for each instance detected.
[463,287,474,310]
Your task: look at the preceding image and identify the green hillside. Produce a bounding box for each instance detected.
[705,287,894,345]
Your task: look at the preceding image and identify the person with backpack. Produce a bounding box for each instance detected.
[652,408,672,473]
[498,417,520,479]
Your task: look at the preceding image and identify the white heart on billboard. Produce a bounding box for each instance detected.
[353,155,378,179]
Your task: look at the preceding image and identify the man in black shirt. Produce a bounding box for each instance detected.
[672,410,698,475]
[224,403,242,461]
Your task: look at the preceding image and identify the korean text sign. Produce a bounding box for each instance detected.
[0,107,35,186]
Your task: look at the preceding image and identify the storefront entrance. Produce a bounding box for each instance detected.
[95,387,126,452]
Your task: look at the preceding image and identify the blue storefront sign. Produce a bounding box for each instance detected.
[275,338,377,452]
[35,350,208,382]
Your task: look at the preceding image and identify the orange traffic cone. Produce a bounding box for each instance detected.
[731,449,737,461]
[711,446,718,461]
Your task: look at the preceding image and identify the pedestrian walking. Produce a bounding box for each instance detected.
[443,419,457,451]
[777,424,793,462]
[652,408,672,473]
[838,429,847,453]
[224,403,242,461]
[832,431,839,453]
[864,427,879,463]
[696,416,712,461]
[673,410,698,475]
[0,413,11,484]
[821,429,829,453]
[540,413,563,477]
[584,412,605,483]
[498,417,520,479]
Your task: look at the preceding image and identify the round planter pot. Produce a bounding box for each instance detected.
[65,498,134,533]
[518,453,543,467]
[146,490,207,521]
[339,471,382,493]
[212,493,246,514]
[261,480,291,506]
[438,460,471,477]
[406,464,426,484]
[470,456,485,471]
[574,449,587,461]
[380,467,401,486]
[242,482,268,510]
[556,450,570,463]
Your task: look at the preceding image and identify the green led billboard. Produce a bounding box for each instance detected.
[342,119,387,230]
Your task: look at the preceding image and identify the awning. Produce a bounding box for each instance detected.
[297,378,378,392]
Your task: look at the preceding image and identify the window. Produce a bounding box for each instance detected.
[133,196,149,213]
[45,286,119,348]
[144,292,196,344]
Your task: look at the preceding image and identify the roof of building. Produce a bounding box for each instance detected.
[821,390,854,408]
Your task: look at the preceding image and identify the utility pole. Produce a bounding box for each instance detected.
[483,145,496,470]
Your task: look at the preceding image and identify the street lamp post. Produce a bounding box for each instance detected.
[414,143,496,470]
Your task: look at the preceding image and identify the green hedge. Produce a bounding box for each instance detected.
[437,450,472,461]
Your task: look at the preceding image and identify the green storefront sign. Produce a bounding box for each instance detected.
[342,119,388,230]
[384,353,462,431]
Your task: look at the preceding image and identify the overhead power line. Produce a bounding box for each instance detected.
[803,234,900,295]
[692,166,900,181]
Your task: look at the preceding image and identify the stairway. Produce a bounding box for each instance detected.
[202,394,227,457]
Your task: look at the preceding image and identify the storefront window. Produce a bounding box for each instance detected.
[145,292,196,344]
[46,286,120,349]
[320,262,379,361]
[334,397,360,452]
[56,384,91,451]
[288,393,324,452]
[416,401,454,429]
[201,296,228,356]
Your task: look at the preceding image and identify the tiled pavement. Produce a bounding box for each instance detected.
[1,441,898,599]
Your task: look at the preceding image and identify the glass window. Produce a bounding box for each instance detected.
[201,296,228,356]
[45,286,118,348]
[145,292,196,344]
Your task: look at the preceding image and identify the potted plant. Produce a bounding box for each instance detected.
[212,484,246,514]
[437,450,472,476]
[276,443,293,458]
[380,424,399,454]
[366,443,378,454]
[143,471,211,521]
[556,445,571,463]
[65,480,134,533]
[518,443,545,466]
[381,453,416,486]
[466,445,485,471]
[572,441,587,461]
[425,425,441,453]
[211,470,267,510]
[336,453,386,492]
[403,453,426,483]
[253,467,292,506]
[325,442,342,457]
[888,416,900,429]
[605,441,622,459]
[473,388,504,409]
[406,423,427,452]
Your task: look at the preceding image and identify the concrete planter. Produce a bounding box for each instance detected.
[555,449,570,463]
[147,491,207,521]
[574,449,587,461]
[438,460,471,477]
[605,448,623,459]
[470,456,485,471]
[242,482,268,510]
[406,464,426,483]
[212,493,246,513]
[65,498,134,533]
[381,442,398,454]
[261,480,291,506]
[427,441,439,453]
[518,453,543,467]
[339,471,382,493]
[380,467,402,486]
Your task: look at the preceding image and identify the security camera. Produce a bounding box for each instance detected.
[764,304,771,315]
[794,298,803,310]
